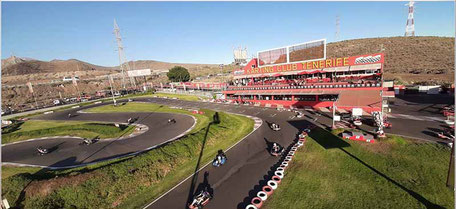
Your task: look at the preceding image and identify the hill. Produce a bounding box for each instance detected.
[3,36,453,85]
[2,58,114,76]
[125,60,218,71]
[326,36,454,85]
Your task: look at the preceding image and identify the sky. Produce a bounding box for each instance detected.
[2,1,454,67]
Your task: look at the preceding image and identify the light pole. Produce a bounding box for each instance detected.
[108,75,116,106]
[332,97,339,130]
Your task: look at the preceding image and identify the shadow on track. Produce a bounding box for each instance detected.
[290,119,444,208]
[185,113,220,207]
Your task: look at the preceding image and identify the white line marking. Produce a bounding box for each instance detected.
[142,116,262,208]
[396,114,424,121]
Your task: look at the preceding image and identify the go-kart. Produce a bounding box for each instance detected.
[188,189,213,209]
[212,155,227,167]
[296,112,304,118]
[299,131,308,139]
[80,137,99,145]
[353,119,362,126]
[168,119,176,124]
[383,121,392,128]
[437,129,455,140]
[270,144,284,156]
[37,147,49,155]
[270,123,281,131]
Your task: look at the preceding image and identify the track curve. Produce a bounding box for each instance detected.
[140,97,311,209]
[2,101,196,168]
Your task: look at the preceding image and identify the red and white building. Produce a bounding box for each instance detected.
[223,53,385,114]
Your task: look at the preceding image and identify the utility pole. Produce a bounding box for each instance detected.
[108,75,117,106]
[27,82,39,109]
[447,144,455,189]
[113,19,132,90]
[335,15,340,41]
[332,101,336,129]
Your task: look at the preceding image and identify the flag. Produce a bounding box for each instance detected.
[27,82,33,93]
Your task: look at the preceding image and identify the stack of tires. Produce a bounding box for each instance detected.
[245,136,307,209]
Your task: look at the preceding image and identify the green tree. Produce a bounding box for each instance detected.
[167,66,190,82]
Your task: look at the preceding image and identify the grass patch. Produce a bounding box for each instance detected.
[263,128,454,209]
[6,92,156,121]
[2,102,254,209]
[140,92,209,101]
[2,120,135,144]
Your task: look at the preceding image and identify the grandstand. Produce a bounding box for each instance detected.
[223,46,385,114]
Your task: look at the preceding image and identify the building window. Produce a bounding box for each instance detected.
[318,94,338,101]
[295,95,316,101]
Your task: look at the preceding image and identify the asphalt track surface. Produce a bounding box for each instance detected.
[2,100,195,168]
[140,96,450,209]
[2,96,451,209]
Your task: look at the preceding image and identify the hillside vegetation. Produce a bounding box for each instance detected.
[327,36,454,84]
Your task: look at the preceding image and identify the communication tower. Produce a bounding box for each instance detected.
[405,1,415,36]
[113,19,131,89]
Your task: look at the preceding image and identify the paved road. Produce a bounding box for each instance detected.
[143,98,309,209]
[141,97,452,209]
[389,94,453,117]
[2,100,195,168]
[2,96,451,209]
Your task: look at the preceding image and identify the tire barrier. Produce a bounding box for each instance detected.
[286,154,293,159]
[276,167,285,172]
[267,180,278,190]
[262,185,274,196]
[251,197,263,208]
[274,171,284,179]
[245,134,309,208]
[272,175,282,184]
[246,205,258,209]
[257,191,268,201]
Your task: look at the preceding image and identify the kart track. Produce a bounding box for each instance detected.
[2,101,196,168]
[2,96,450,209]
[140,96,449,209]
